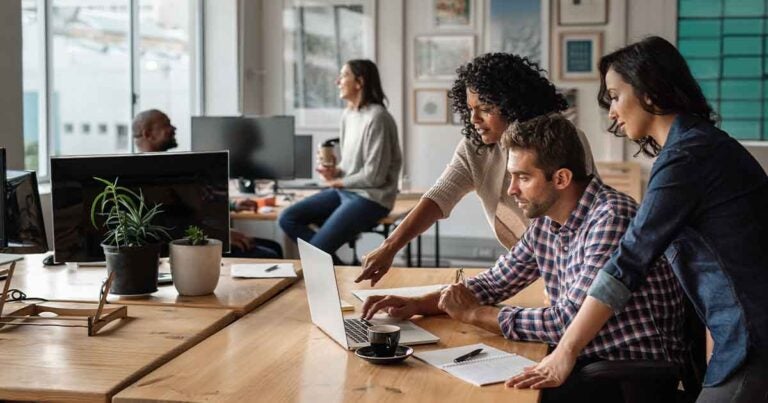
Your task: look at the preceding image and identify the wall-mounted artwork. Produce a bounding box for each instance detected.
[557,0,608,26]
[433,0,474,29]
[415,35,475,81]
[485,0,549,70]
[414,89,449,124]
[558,31,602,81]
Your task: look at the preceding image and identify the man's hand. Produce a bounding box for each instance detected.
[505,346,578,389]
[232,198,258,212]
[437,283,482,323]
[361,295,421,321]
[230,230,252,251]
[355,244,396,285]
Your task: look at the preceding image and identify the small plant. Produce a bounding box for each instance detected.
[90,177,170,248]
[184,225,208,246]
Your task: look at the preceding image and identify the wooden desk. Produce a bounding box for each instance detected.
[8,255,301,316]
[0,302,235,403]
[232,191,441,267]
[114,268,547,403]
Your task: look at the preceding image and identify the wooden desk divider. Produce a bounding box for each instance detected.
[0,262,127,336]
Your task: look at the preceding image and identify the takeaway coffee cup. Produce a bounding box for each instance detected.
[318,145,336,169]
[368,324,400,357]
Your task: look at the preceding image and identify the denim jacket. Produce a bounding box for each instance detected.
[589,114,768,386]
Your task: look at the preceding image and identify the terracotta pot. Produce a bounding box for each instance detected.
[169,239,222,296]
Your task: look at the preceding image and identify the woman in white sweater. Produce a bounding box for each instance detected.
[357,53,596,285]
[279,59,402,264]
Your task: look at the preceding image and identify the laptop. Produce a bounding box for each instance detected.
[298,238,440,350]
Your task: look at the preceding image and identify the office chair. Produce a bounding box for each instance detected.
[577,296,706,403]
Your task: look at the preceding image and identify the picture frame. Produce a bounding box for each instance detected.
[557,31,603,81]
[432,0,474,29]
[557,0,608,26]
[484,0,549,71]
[414,89,449,124]
[414,35,475,81]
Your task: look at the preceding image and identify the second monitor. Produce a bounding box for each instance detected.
[191,116,295,180]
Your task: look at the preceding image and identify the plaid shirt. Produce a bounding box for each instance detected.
[466,177,685,363]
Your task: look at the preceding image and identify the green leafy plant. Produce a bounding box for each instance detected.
[90,177,170,248]
[184,225,208,246]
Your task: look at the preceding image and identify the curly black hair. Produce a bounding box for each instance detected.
[448,53,568,152]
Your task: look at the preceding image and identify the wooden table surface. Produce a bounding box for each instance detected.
[8,255,302,316]
[114,268,548,403]
[0,302,235,403]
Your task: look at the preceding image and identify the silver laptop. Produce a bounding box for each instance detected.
[298,239,439,350]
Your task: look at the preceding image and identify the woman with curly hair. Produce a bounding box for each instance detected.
[356,53,597,285]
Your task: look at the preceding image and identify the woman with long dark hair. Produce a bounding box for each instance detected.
[356,53,597,285]
[279,59,402,264]
[509,36,768,402]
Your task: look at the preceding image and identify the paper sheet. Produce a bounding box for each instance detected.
[230,263,297,278]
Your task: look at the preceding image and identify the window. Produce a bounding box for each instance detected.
[678,0,768,141]
[283,0,375,128]
[21,0,201,178]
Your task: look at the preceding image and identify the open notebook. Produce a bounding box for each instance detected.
[414,343,537,387]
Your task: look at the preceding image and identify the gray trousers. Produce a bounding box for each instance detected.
[696,356,768,403]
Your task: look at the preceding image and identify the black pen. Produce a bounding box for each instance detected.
[454,348,484,363]
[265,264,279,272]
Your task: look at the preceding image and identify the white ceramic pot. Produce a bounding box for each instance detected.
[169,239,222,296]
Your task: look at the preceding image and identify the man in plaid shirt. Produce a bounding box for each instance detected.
[362,114,684,402]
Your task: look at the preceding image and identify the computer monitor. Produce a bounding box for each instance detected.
[295,135,313,179]
[191,116,295,180]
[0,152,49,254]
[51,151,230,262]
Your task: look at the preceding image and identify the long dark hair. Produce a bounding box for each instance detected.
[346,59,388,108]
[449,53,567,152]
[598,36,717,157]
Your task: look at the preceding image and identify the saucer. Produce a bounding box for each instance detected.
[355,345,413,365]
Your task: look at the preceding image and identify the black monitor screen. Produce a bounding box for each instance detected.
[1,169,48,254]
[0,148,6,248]
[295,135,313,179]
[191,116,295,180]
[51,151,229,262]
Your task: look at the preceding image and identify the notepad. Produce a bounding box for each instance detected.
[230,263,297,278]
[340,299,354,312]
[351,284,448,301]
[414,343,537,387]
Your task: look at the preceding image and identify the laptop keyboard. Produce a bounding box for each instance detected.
[343,318,372,343]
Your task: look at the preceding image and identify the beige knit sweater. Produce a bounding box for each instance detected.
[423,129,597,249]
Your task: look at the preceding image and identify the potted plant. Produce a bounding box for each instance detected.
[169,225,222,296]
[90,177,170,296]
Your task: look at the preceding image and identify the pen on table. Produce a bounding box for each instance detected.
[265,264,279,272]
[453,348,484,363]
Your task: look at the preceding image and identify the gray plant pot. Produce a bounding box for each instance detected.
[169,239,222,296]
[102,243,161,296]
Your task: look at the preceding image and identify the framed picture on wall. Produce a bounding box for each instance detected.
[433,0,474,29]
[484,0,549,70]
[557,0,608,26]
[414,89,449,124]
[557,31,603,81]
[414,35,475,81]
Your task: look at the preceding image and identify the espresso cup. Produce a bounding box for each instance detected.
[368,324,400,357]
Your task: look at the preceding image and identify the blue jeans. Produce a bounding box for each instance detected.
[279,189,389,264]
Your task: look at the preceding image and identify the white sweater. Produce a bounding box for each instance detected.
[338,104,402,210]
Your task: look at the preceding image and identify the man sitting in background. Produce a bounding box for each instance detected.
[132,109,282,258]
